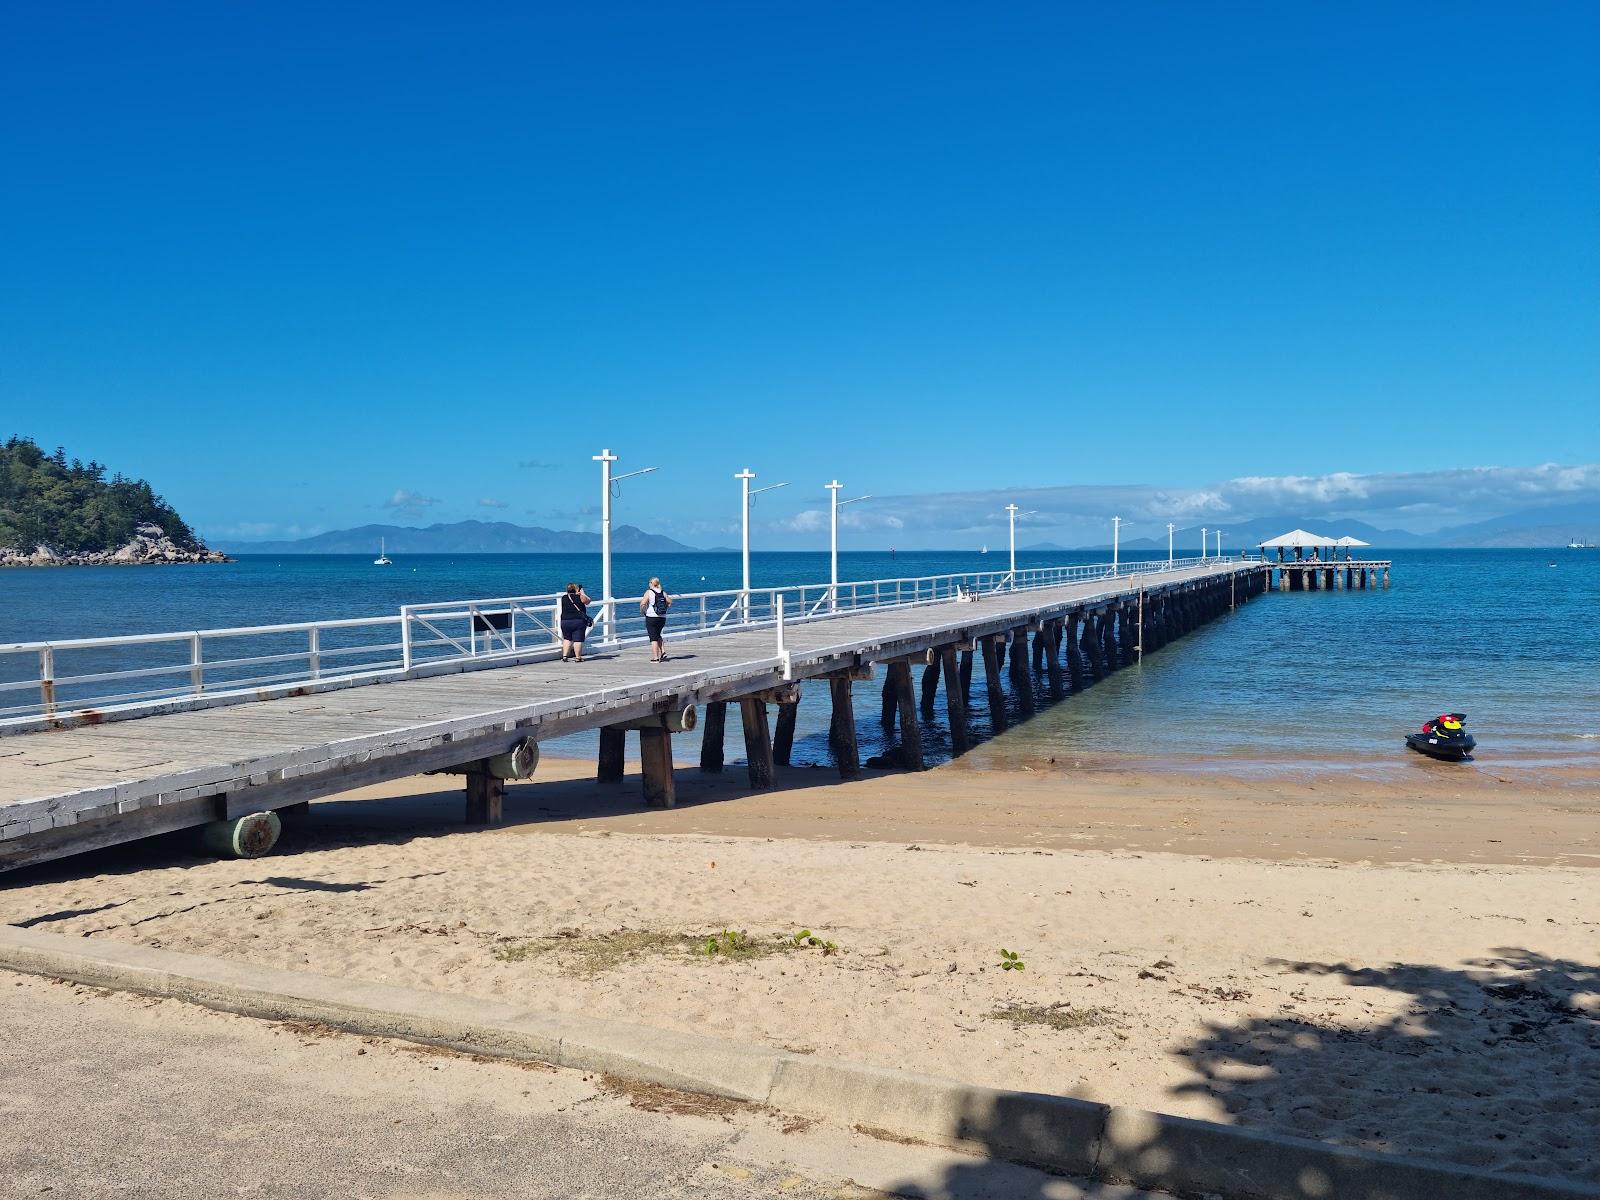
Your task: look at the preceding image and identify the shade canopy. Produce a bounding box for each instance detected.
[1334,536,1370,547]
[1257,529,1337,548]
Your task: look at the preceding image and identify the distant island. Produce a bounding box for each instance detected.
[0,436,228,567]
[232,519,699,555]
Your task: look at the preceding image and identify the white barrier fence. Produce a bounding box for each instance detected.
[1,555,1237,726]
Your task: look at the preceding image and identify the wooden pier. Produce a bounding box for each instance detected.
[1266,559,1391,592]
[0,561,1285,872]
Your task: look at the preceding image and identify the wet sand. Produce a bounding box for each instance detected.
[2,754,1596,1186]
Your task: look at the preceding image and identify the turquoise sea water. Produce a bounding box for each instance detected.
[2,549,1597,773]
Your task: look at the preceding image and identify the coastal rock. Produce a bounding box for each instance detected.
[0,524,232,567]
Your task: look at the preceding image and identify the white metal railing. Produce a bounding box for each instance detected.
[1,554,1241,726]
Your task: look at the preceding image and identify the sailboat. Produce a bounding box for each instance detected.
[374,538,393,566]
[980,544,988,554]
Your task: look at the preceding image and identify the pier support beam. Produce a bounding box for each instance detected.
[940,646,970,754]
[959,648,974,701]
[1064,614,1085,690]
[465,764,505,825]
[638,726,676,808]
[981,635,1007,730]
[828,672,860,778]
[699,701,727,772]
[888,658,925,770]
[739,697,774,789]
[881,671,898,729]
[920,654,941,720]
[1043,621,1065,699]
[1009,630,1035,714]
[201,810,282,859]
[598,726,626,783]
[772,696,799,767]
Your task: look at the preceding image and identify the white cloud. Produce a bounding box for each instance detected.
[478,497,508,509]
[385,489,439,511]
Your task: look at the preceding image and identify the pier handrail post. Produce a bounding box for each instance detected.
[38,646,55,717]
[189,633,204,695]
[775,593,791,680]
[308,626,321,679]
[401,605,414,672]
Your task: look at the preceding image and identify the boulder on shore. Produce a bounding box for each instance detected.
[0,524,232,567]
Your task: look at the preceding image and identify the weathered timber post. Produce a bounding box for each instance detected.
[959,648,974,701]
[598,726,626,783]
[828,672,860,778]
[739,697,775,788]
[638,726,676,807]
[1032,628,1047,672]
[1082,613,1105,681]
[881,671,898,729]
[1100,610,1118,675]
[981,635,1007,729]
[1120,604,1138,667]
[700,701,727,772]
[889,658,926,770]
[773,696,800,767]
[465,763,505,824]
[1009,630,1035,714]
[940,646,971,753]
[201,810,281,859]
[1065,614,1085,689]
[920,653,941,720]
[1043,621,1065,699]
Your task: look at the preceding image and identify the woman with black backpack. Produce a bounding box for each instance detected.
[559,581,593,662]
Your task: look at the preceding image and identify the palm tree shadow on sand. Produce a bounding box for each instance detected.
[877,949,1597,1198]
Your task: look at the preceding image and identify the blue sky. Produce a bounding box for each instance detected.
[3,3,1596,548]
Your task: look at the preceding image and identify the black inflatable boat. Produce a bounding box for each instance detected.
[1406,713,1476,761]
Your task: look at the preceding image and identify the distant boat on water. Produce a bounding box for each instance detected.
[1567,536,1595,549]
[980,544,988,554]
[374,538,393,566]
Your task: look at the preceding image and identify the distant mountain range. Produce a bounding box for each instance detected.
[231,520,698,554]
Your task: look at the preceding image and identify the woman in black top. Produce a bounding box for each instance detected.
[559,581,592,662]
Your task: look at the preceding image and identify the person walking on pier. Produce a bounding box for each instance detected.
[559,581,593,662]
[641,576,673,662]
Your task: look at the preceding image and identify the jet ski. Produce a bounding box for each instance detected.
[1406,713,1476,761]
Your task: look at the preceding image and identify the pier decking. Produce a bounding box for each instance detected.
[0,560,1280,871]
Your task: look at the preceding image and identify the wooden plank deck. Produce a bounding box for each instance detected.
[0,562,1262,869]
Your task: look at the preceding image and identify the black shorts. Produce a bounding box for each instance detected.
[645,616,667,641]
[560,618,588,643]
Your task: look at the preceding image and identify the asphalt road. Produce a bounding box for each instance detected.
[0,972,1160,1200]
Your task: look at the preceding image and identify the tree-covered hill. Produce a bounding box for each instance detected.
[0,436,203,554]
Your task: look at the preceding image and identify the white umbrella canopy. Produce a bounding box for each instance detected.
[1257,529,1337,548]
[1334,536,1370,547]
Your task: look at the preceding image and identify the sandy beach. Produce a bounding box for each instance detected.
[3,755,1596,1186]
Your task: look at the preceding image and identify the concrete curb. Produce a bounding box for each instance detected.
[3,924,1594,1200]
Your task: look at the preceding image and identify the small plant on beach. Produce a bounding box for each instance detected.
[792,929,840,955]
[999,948,1026,971]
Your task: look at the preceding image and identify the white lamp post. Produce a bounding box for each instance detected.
[1215,529,1223,559]
[1004,506,1037,589]
[1201,527,1208,562]
[1112,516,1122,576]
[593,448,657,643]
[1167,523,1175,568]
[737,468,787,621]
[826,481,870,611]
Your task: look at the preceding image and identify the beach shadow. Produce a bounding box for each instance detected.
[1167,950,1599,1186]
[874,951,1598,1197]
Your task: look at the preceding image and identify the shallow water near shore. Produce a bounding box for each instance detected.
[3,548,1597,774]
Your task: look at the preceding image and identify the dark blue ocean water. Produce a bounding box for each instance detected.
[2,549,1596,771]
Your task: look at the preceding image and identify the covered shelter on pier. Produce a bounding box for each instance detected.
[1257,529,1337,562]
[1333,535,1370,561]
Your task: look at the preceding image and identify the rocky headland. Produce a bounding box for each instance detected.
[1,522,231,567]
